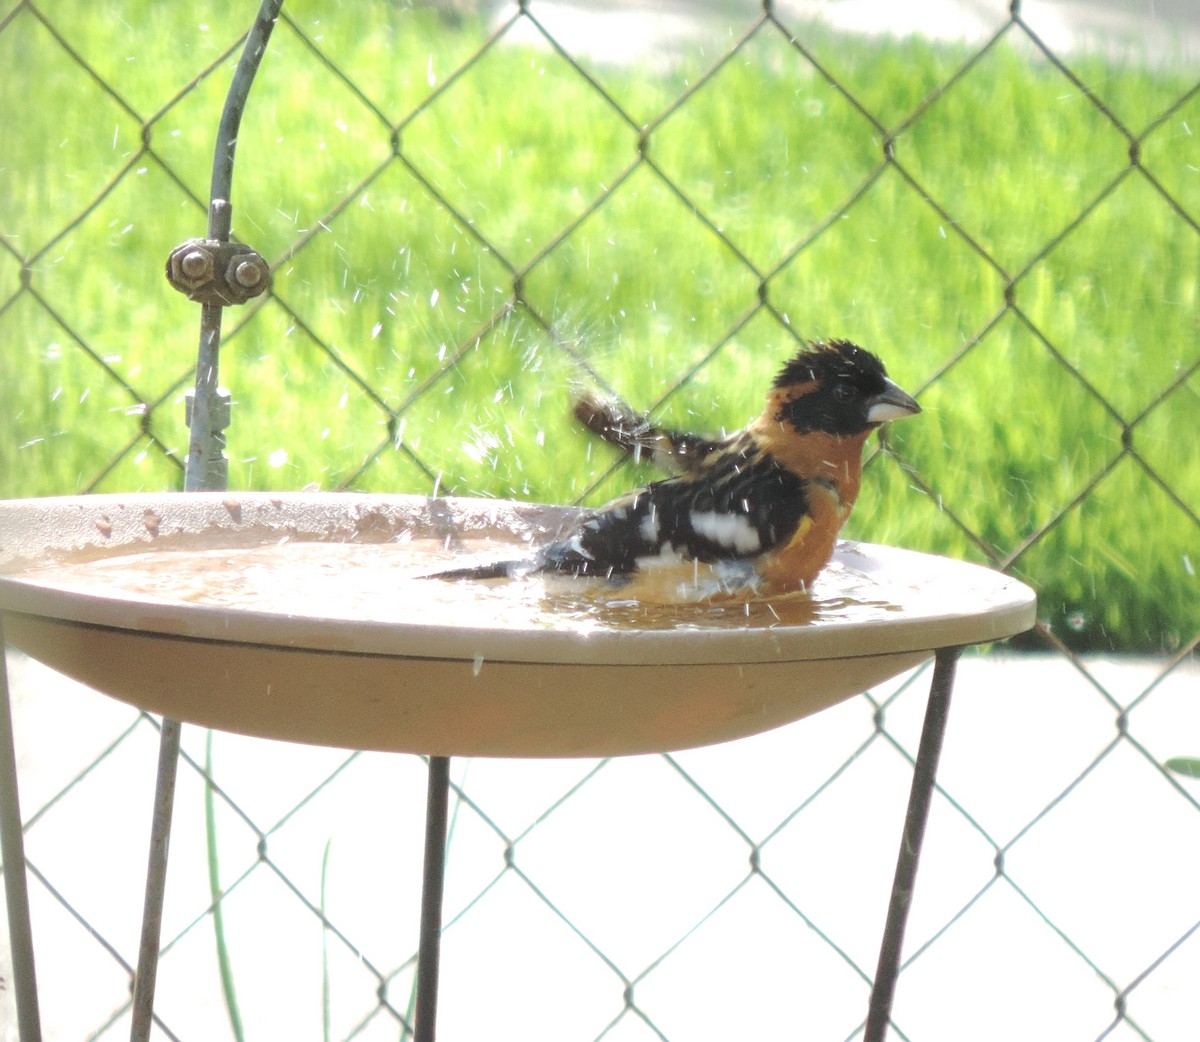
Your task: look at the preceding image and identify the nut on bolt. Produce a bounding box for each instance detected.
[167,240,216,292]
[226,253,269,293]
[165,238,271,305]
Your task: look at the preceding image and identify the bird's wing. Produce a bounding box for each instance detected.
[538,441,816,578]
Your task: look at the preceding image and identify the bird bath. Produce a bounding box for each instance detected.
[0,491,1034,756]
[0,490,1036,1042]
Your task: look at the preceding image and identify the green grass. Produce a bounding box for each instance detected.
[2,0,1197,652]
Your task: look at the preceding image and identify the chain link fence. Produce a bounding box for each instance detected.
[2,1,1199,1040]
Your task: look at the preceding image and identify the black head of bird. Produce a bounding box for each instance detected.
[768,339,921,437]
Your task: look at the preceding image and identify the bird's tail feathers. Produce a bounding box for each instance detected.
[419,559,523,582]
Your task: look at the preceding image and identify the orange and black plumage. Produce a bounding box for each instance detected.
[427,340,920,599]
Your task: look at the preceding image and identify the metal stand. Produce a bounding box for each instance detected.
[399,648,964,1042]
[0,635,962,1041]
[0,619,43,1042]
[864,645,962,1042]
[129,4,283,1039]
[128,719,183,1042]
[415,756,452,1042]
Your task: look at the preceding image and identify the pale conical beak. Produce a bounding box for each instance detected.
[866,380,921,423]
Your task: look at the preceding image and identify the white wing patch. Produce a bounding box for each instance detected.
[635,541,686,570]
[689,510,762,554]
[638,506,659,544]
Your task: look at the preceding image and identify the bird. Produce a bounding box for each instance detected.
[424,339,920,601]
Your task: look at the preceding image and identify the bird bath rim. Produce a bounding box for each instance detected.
[0,491,1035,667]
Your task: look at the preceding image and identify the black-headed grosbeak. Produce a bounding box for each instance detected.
[428,339,920,600]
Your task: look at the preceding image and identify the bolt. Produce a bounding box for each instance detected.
[181,249,210,278]
[225,253,270,296]
[167,241,215,291]
[233,259,261,288]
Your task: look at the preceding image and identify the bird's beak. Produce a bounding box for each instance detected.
[866,380,921,423]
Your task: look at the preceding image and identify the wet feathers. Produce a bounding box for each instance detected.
[428,340,920,599]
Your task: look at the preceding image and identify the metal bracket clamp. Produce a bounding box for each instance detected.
[183,385,233,491]
[165,238,271,306]
[184,384,233,432]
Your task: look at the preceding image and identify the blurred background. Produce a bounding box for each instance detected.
[1,1,1198,1039]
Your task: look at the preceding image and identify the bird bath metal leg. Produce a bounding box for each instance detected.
[864,645,962,1042]
[128,717,183,1042]
[415,755,451,1042]
[0,622,44,1042]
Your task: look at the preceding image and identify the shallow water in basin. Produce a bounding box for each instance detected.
[12,537,924,634]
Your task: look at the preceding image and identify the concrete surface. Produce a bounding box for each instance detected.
[2,648,1198,1041]
[500,0,1200,68]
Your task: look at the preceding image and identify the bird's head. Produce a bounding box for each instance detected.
[769,340,920,436]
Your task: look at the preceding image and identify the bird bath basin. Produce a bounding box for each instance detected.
[0,490,1037,1042]
[0,491,1036,757]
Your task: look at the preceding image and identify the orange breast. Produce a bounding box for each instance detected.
[749,417,868,504]
[758,479,851,591]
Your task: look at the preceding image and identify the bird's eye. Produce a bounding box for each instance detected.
[831,382,856,402]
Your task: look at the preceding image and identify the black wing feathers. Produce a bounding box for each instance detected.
[538,437,812,578]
